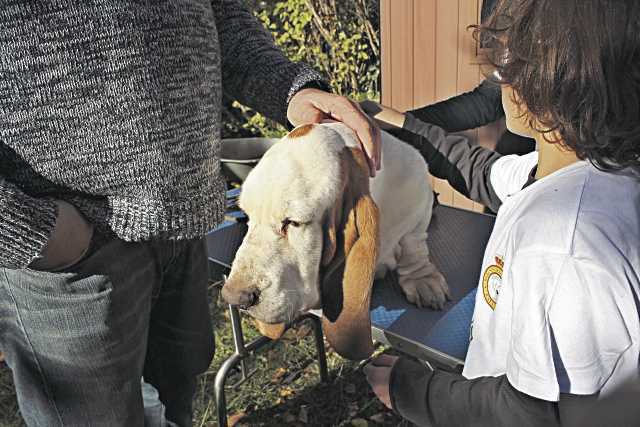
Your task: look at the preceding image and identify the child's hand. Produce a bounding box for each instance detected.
[359,100,406,130]
[363,353,400,410]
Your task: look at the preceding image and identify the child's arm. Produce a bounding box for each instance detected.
[388,356,563,427]
[407,79,504,132]
[361,101,504,212]
[359,100,406,130]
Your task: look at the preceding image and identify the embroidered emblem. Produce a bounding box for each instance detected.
[482,256,504,310]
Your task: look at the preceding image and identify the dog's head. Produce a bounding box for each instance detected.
[222,123,379,360]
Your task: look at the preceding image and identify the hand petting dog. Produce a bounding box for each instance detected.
[288,88,382,177]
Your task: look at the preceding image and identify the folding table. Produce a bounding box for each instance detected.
[206,202,495,426]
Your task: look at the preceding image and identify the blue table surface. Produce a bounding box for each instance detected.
[207,203,495,362]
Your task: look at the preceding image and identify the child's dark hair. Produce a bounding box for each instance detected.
[475,0,640,172]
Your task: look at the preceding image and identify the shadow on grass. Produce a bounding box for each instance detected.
[225,365,404,427]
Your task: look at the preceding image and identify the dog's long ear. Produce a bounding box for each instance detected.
[321,173,344,267]
[321,148,379,360]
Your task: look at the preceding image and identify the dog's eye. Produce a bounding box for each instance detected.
[280,218,301,235]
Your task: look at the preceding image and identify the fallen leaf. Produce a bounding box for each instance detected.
[228,412,247,426]
[280,387,294,398]
[271,367,287,383]
[351,418,369,427]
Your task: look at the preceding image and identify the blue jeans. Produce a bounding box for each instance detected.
[0,231,214,426]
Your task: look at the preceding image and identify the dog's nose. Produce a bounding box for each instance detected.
[221,284,259,310]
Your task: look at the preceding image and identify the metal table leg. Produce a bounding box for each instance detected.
[213,307,329,427]
[307,314,329,383]
[214,352,242,427]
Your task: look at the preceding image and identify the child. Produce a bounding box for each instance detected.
[363,0,640,425]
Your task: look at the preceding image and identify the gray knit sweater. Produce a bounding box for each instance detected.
[0,0,324,269]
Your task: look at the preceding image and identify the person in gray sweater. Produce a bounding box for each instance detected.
[0,1,380,426]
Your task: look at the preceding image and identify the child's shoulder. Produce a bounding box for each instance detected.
[509,163,640,257]
[573,166,640,257]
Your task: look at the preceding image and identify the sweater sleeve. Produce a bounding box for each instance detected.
[389,357,561,427]
[396,113,503,212]
[212,0,327,126]
[406,80,504,132]
[0,178,58,269]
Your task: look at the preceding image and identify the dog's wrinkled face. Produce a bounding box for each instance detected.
[222,125,346,324]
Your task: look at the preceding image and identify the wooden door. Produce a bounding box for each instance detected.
[380,0,499,212]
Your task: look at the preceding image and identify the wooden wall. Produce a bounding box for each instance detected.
[380,0,500,212]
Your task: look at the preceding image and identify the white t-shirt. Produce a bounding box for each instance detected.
[463,153,640,402]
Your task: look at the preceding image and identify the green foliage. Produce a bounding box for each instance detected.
[222,0,380,138]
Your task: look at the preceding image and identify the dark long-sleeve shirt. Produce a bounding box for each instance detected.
[407,80,504,133]
[396,113,503,212]
[406,78,536,156]
[390,356,601,427]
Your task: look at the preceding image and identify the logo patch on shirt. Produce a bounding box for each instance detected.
[482,256,504,310]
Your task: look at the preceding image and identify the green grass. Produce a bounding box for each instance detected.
[0,276,404,426]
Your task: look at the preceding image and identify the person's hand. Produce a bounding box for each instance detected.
[29,200,94,272]
[363,353,400,410]
[287,88,381,177]
[359,100,406,130]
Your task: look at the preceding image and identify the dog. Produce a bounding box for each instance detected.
[222,122,449,359]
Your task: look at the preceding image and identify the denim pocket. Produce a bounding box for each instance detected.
[9,267,112,300]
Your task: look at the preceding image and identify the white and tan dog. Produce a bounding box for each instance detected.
[222,122,449,359]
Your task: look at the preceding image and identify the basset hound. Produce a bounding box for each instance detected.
[222,122,449,360]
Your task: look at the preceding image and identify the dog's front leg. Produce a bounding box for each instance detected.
[396,229,450,310]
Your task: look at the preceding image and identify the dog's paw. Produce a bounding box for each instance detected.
[398,270,450,310]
